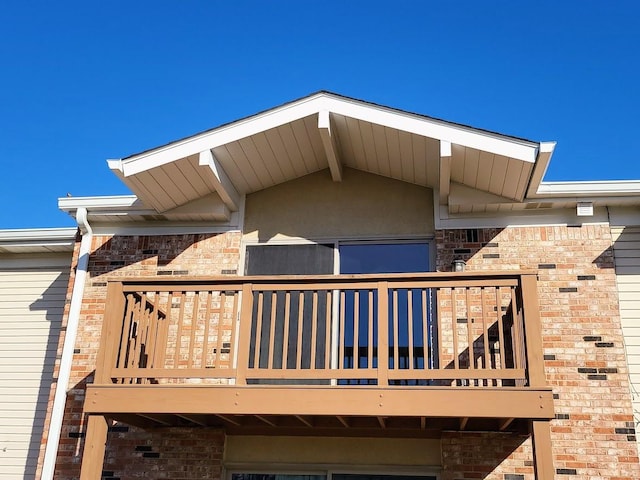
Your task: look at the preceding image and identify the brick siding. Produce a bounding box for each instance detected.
[44,232,241,479]
[437,225,640,479]
[42,225,640,479]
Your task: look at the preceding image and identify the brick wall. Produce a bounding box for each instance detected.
[437,225,640,479]
[43,225,640,479]
[102,427,225,480]
[47,232,241,479]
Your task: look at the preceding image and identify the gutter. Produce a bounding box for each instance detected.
[41,207,93,480]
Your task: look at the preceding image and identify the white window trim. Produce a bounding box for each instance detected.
[225,465,441,480]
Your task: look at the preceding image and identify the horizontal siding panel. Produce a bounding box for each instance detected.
[0,365,54,374]
[613,257,640,268]
[613,232,640,242]
[612,243,640,253]
[616,275,640,285]
[0,356,57,365]
[0,407,48,418]
[0,261,69,480]
[0,300,67,309]
[0,400,50,410]
[616,266,640,275]
[620,325,640,336]
[619,292,640,302]
[0,323,61,332]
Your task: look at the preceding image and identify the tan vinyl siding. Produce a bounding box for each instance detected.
[613,226,640,450]
[0,255,71,480]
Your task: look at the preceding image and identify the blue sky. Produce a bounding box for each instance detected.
[1,1,639,228]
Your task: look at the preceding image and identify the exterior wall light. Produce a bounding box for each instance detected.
[453,259,466,272]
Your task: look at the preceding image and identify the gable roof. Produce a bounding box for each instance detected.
[59,91,640,227]
[106,91,555,220]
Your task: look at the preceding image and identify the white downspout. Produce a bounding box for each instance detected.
[41,207,93,480]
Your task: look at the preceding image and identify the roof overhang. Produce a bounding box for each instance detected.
[105,91,548,217]
[0,228,76,254]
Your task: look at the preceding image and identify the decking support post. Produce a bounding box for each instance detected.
[520,274,546,387]
[235,283,254,384]
[79,415,108,480]
[531,419,554,479]
[377,281,389,386]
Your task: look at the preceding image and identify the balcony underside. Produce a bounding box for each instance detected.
[85,384,554,436]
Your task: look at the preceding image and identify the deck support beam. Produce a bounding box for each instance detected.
[79,415,108,480]
[531,420,554,479]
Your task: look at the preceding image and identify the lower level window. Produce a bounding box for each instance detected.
[232,473,437,480]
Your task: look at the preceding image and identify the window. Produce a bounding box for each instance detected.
[242,240,435,383]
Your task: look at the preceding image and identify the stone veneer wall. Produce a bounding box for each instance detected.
[437,225,640,479]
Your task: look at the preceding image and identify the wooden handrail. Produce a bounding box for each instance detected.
[94,272,542,389]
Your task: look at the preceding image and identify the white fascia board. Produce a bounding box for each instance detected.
[525,141,556,198]
[117,93,540,177]
[119,94,330,177]
[58,195,144,212]
[536,180,640,197]
[435,203,610,230]
[0,227,76,245]
[322,97,539,163]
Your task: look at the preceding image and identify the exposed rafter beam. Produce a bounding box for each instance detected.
[318,110,343,182]
[176,414,207,427]
[255,415,277,427]
[138,414,171,426]
[439,141,452,206]
[337,416,350,428]
[459,417,469,431]
[499,417,515,431]
[198,149,240,211]
[295,415,313,428]
[215,414,242,426]
[420,417,427,430]
[377,417,386,429]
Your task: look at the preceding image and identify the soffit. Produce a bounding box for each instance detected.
[109,92,543,216]
[0,228,76,254]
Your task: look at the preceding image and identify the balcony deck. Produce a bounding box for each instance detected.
[85,271,553,435]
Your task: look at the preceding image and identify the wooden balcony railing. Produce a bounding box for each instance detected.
[94,272,545,389]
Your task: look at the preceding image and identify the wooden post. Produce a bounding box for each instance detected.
[95,281,125,384]
[235,283,254,384]
[377,282,389,386]
[79,415,108,480]
[520,274,546,387]
[531,420,554,479]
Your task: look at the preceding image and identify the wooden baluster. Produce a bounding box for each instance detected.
[187,292,200,369]
[296,292,304,370]
[282,291,291,369]
[496,287,506,386]
[310,291,318,369]
[173,292,186,369]
[267,292,277,369]
[253,292,264,369]
[368,290,374,370]
[203,291,213,369]
[407,289,414,372]
[325,290,332,369]
[353,290,360,370]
